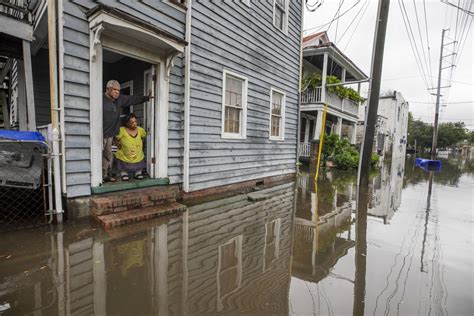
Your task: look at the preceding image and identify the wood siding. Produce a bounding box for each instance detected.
[188,1,302,191]
[62,0,185,197]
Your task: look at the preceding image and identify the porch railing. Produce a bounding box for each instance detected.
[0,0,30,22]
[300,88,360,117]
[299,142,311,158]
[300,87,322,103]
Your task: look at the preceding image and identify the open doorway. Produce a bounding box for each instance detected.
[102,49,155,183]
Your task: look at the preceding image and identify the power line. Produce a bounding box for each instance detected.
[303,0,361,33]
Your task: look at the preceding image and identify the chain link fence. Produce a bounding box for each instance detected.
[0,139,52,231]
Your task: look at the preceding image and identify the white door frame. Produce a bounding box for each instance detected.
[89,31,170,187]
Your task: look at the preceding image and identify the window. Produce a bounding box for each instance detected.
[269,88,286,140]
[273,0,288,33]
[222,70,248,139]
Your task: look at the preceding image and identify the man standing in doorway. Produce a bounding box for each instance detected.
[103,80,152,182]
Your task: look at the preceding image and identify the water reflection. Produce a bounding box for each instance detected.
[1,155,472,315]
[0,182,295,315]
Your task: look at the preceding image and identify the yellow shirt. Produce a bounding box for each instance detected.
[115,126,146,163]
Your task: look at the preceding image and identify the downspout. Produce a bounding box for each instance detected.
[57,0,66,194]
[47,0,64,222]
[183,0,192,192]
[296,0,305,171]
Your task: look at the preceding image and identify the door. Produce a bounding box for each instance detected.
[144,68,156,177]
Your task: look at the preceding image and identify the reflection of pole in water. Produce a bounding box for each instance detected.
[353,185,369,316]
[420,172,434,272]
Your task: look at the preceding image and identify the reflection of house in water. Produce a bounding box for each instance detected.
[0,182,295,315]
[367,156,406,224]
[293,172,355,283]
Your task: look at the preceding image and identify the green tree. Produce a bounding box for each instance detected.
[437,122,467,148]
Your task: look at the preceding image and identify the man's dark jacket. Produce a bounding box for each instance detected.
[103,94,149,138]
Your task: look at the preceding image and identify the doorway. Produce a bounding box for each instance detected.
[102,50,156,182]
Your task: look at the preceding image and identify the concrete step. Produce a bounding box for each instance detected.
[96,201,186,229]
[91,185,179,216]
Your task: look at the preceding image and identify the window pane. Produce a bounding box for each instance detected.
[226,76,243,107]
[225,107,241,134]
[272,92,283,116]
[271,115,281,137]
[275,8,284,30]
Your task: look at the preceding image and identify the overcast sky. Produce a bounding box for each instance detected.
[303,0,473,129]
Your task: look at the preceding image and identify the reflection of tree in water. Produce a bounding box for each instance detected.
[403,156,464,187]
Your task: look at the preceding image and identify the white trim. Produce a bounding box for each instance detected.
[221,69,248,140]
[89,15,176,186]
[156,61,169,178]
[88,11,185,54]
[269,87,286,141]
[89,29,103,187]
[183,0,193,192]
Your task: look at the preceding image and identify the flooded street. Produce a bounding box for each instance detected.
[1,155,473,315]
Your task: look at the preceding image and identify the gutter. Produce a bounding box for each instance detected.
[296,0,305,166]
[58,0,66,194]
[183,1,192,192]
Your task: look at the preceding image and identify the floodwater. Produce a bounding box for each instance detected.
[0,155,473,315]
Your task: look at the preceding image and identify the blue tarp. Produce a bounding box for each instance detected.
[0,130,46,142]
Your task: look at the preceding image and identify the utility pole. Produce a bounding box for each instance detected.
[357,0,390,186]
[431,29,447,160]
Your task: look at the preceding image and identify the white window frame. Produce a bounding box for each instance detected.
[263,218,281,272]
[163,0,187,12]
[269,88,286,141]
[273,0,289,34]
[221,69,248,140]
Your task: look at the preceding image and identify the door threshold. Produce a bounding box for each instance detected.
[92,178,170,194]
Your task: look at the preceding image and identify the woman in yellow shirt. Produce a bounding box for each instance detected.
[115,113,147,181]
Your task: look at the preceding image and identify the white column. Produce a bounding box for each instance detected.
[17,61,27,130]
[341,68,346,83]
[351,123,357,144]
[314,110,323,140]
[23,40,36,130]
[321,53,328,103]
[336,117,343,136]
[304,118,310,143]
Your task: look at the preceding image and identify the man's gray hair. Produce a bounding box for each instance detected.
[106,80,120,89]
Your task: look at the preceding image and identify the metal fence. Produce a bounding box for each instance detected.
[0,139,52,231]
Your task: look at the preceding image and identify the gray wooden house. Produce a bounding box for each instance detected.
[1,0,303,217]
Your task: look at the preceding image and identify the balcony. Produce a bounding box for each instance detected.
[300,87,360,118]
[0,0,30,22]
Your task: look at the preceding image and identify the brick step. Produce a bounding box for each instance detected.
[96,201,187,229]
[91,186,179,216]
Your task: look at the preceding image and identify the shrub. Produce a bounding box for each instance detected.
[371,153,380,167]
[333,150,359,169]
